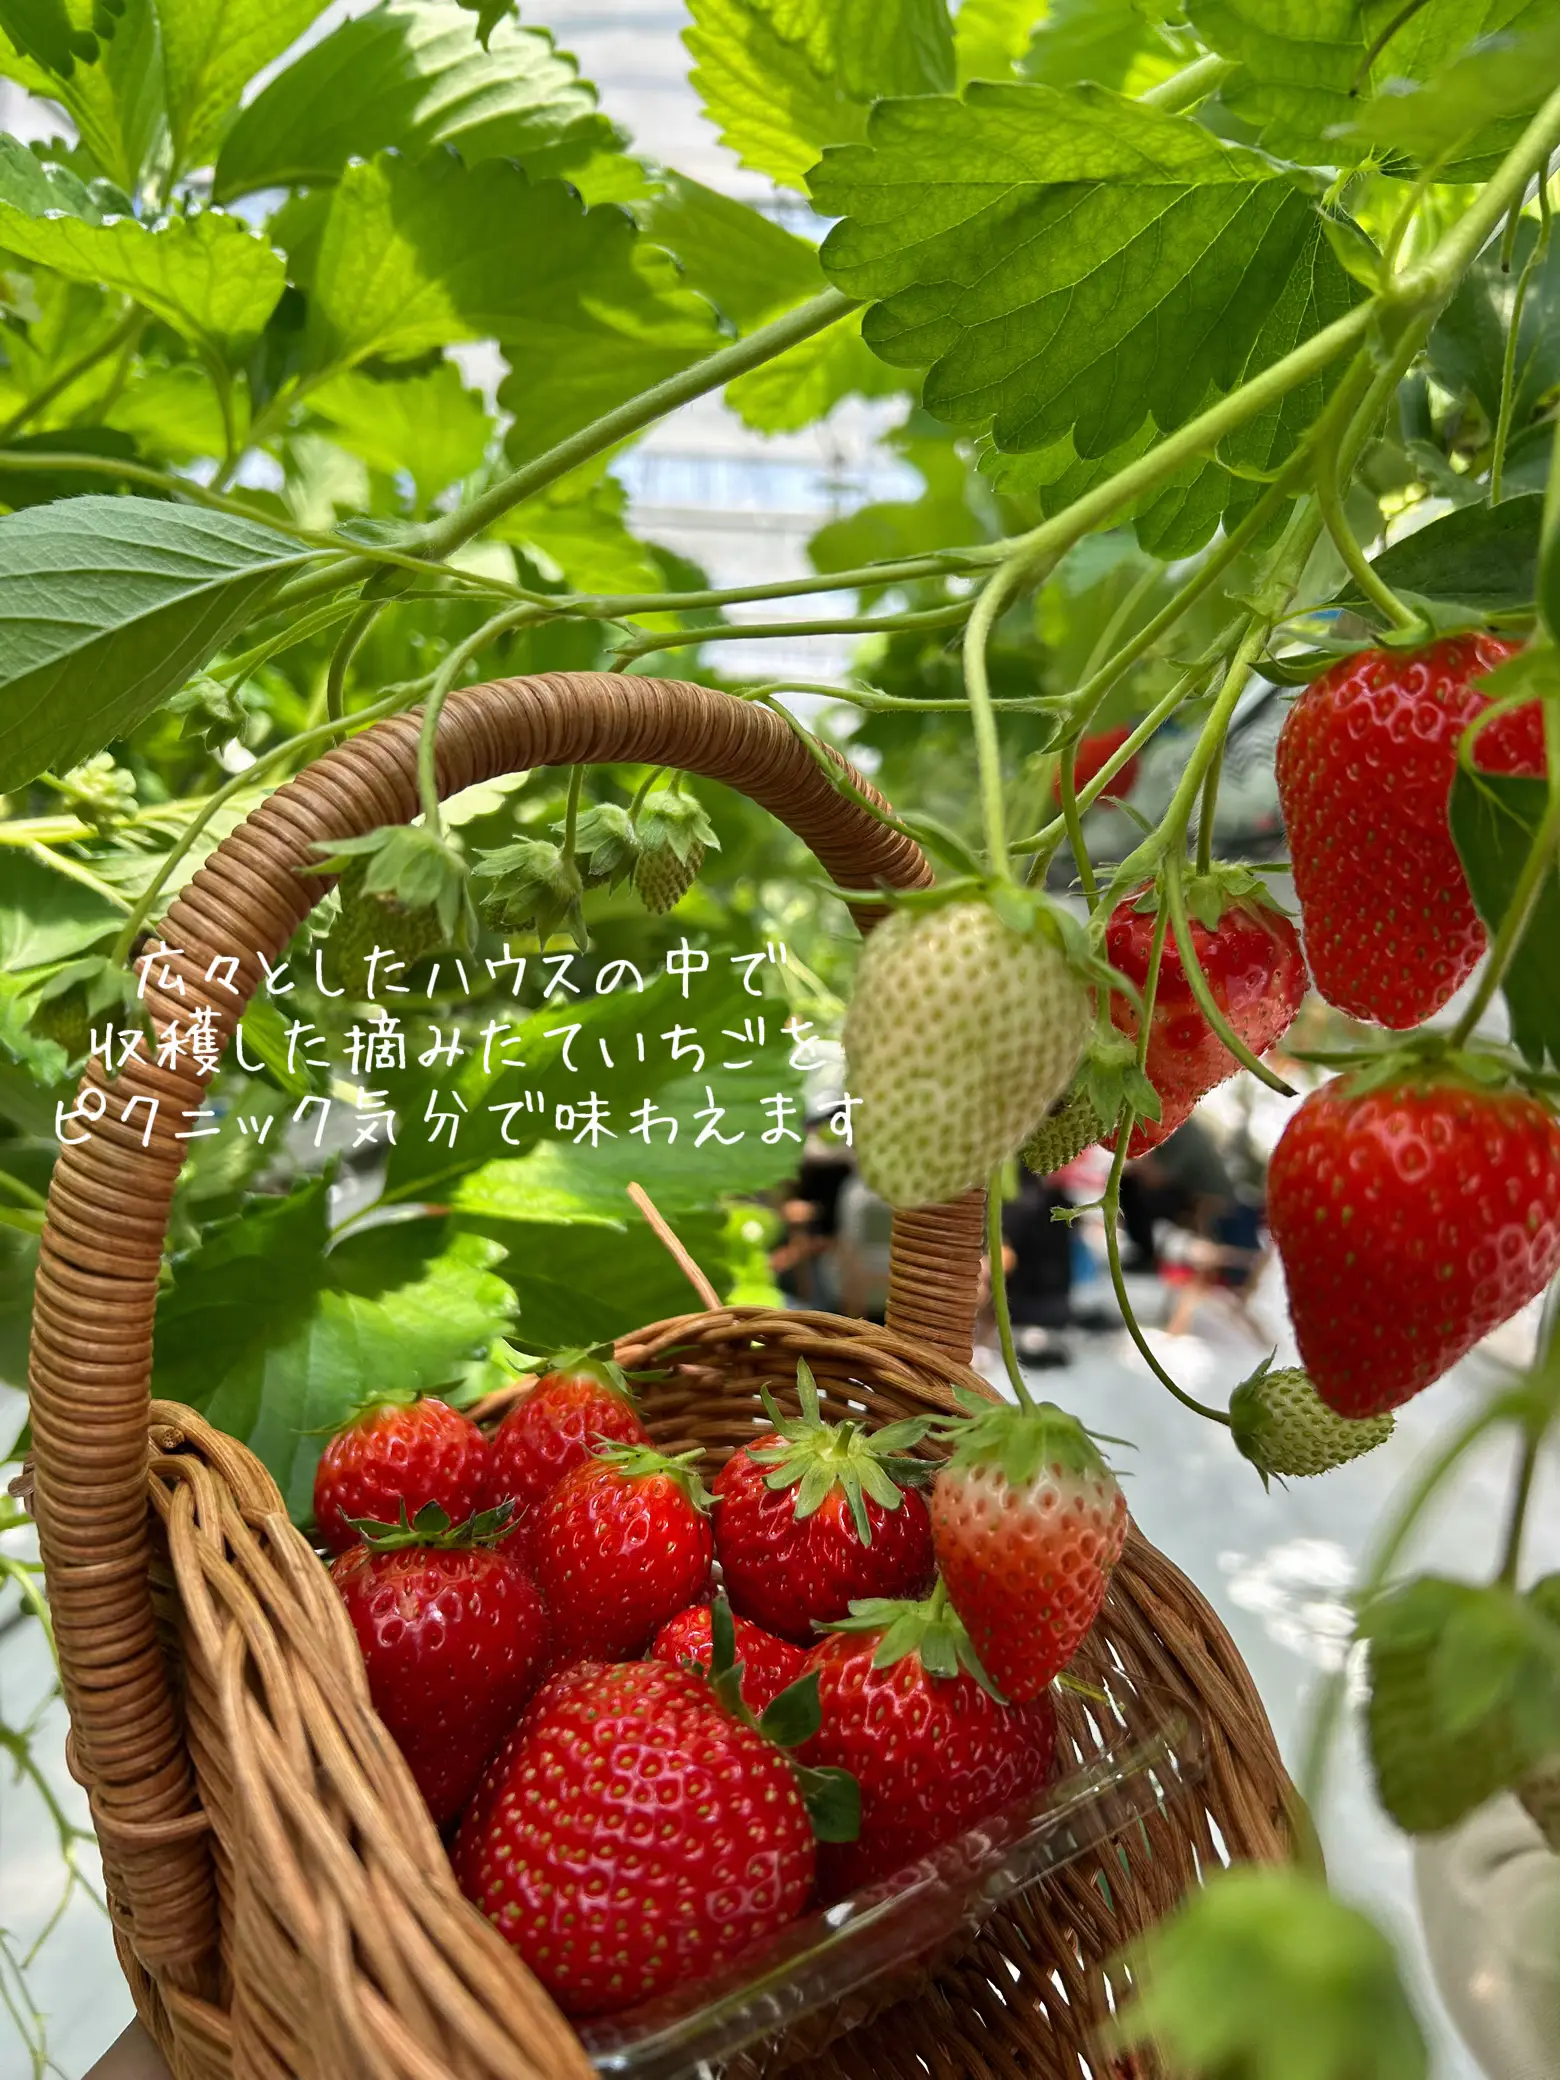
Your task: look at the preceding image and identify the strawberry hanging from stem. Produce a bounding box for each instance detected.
[930,1388,1127,1703]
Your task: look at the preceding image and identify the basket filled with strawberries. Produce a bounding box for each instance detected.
[27,674,1294,2080]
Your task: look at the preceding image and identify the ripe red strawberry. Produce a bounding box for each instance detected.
[485,1347,650,1541]
[331,1504,550,1826]
[531,1442,714,1663]
[651,1603,808,1713]
[1267,1068,1560,1417]
[1055,724,1140,805]
[930,1395,1127,1702]
[452,1657,815,2017]
[712,1360,935,1646]
[313,1396,489,1556]
[799,1591,1057,1899]
[1105,873,1306,1155]
[1275,635,1542,1028]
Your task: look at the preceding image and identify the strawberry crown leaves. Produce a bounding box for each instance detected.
[589,1438,715,1512]
[825,1583,1006,1701]
[470,837,586,951]
[27,953,157,1054]
[933,1390,1119,1492]
[635,787,720,865]
[1074,1029,1161,1132]
[700,1593,861,1844]
[306,824,475,947]
[345,1499,516,1550]
[536,1341,639,1400]
[566,802,641,889]
[1123,862,1291,932]
[749,1357,933,1545]
[1294,1035,1560,1108]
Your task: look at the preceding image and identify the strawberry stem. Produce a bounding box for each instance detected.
[1056,741,1099,913]
[1489,173,1550,506]
[986,1168,1036,1411]
[560,764,583,860]
[1162,852,1296,1098]
[1313,405,1427,637]
[962,557,1028,877]
[1194,734,1222,878]
[1097,893,1233,1429]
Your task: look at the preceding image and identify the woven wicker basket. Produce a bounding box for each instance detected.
[27,673,1295,2079]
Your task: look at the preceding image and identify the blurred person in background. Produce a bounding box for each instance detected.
[835,1168,895,1323]
[1118,1116,1237,1272]
[770,1103,855,1310]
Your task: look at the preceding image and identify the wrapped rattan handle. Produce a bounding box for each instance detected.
[27,672,984,1990]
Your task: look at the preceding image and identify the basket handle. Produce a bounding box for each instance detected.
[28,672,984,1982]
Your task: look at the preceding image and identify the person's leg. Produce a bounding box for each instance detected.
[1117,1172,1160,1267]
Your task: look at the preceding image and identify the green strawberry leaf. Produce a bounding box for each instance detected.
[793,1762,861,1844]
[213,0,625,202]
[813,84,1331,476]
[1334,495,1542,619]
[1448,759,1560,1073]
[1109,1865,1428,2080]
[1187,0,1552,178]
[153,1184,517,1522]
[758,1669,824,1749]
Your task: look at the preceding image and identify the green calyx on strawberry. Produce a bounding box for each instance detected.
[534,1341,639,1400]
[1159,860,1293,933]
[749,1357,933,1546]
[824,1579,1003,1700]
[344,1498,516,1549]
[1102,863,1305,1156]
[930,1389,1128,1702]
[1228,1354,1394,1487]
[569,802,641,889]
[168,672,249,753]
[702,1593,861,1844]
[26,953,152,1065]
[311,823,475,955]
[470,837,585,950]
[633,785,719,913]
[843,877,1114,1209]
[55,752,136,831]
[1360,1573,1560,1836]
[1070,1025,1163,1142]
[587,1437,716,1513]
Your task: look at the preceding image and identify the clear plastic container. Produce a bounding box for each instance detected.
[578,1669,1203,2078]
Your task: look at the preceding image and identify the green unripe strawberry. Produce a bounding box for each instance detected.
[28,983,94,1061]
[324,857,448,994]
[1021,1080,1102,1176]
[1230,1358,1394,1483]
[845,894,1092,1209]
[633,788,718,915]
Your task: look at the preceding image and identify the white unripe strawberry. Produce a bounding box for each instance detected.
[844,894,1092,1208]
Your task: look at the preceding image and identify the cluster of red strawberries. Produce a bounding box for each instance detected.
[313,1352,1126,2018]
[1057,638,1560,1427]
